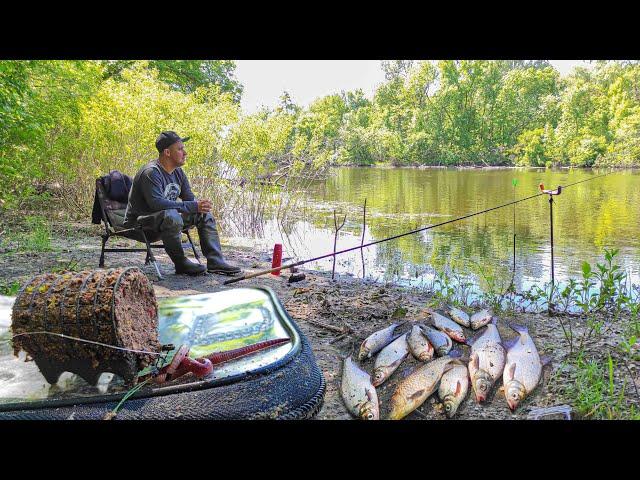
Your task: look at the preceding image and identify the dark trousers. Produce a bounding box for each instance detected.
[126,209,226,264]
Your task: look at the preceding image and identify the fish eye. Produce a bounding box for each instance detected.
[480,384,487,391]
[511,393,519,399]
[445,404,451,411]
[367,413,374,420]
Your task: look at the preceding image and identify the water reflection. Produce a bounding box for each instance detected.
[230,168,640,295]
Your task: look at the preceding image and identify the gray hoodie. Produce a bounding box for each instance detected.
[124,159,198,225]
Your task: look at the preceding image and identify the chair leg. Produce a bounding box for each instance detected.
[141,231,163,280]
[185,230,202,264]
[152,260,163,280]
[99,235,108,267]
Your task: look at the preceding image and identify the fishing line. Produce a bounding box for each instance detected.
[1,331,164,356]
[225,169,617,285]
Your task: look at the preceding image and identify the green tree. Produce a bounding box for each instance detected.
[101,60,243,102]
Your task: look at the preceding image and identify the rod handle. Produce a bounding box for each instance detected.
[223,261,302,285]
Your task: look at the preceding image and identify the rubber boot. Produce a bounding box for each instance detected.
[197,214,242,275]
[162,227,206,276]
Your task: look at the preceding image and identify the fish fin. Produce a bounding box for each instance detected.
[455,380,461,396]
[442,363,456,375]
[471,352,479,370]
[399,366,414,379]
[466,328,485,347]
[509,323,528,334]
[491,316,498,326]
[365,388,375,402]
[502,336,519,351]
[540,354,553,367]
[409,389,426,401]
[506,363,516,381]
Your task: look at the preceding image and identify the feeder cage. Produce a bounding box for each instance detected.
[11,267,161,386]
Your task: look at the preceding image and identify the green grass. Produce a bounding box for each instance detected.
[570,353,640,420]
[21,215,52,252]
[0,280,20,296]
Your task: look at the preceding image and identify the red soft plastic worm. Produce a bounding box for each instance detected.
[204,338,291,365]
[152,338,291,383]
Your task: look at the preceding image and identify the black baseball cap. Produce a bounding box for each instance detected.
[155,131,190,152]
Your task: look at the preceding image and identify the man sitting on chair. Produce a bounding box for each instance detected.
[123,131,241,276]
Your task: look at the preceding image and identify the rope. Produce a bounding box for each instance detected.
[2,331,163,356]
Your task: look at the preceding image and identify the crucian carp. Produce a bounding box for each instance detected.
[467,318,505,403]
[372,333,409,386]
[430,309,466,343]
[387,354,463,420]
[407,324,434,362]
[341,356,380,420]
[438,362,469,418]
[358,323,401,361]
[503,324,550,411]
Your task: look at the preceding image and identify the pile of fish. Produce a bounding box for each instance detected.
[341,305,550,420]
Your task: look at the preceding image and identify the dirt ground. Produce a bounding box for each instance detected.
[1,223,638,420]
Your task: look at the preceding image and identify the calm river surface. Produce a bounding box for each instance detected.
[230,167,640,295]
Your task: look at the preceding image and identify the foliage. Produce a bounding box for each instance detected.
[3,59,640,223]
[569,352,640,420]
[18,215,52,252]
[222,60,640,169]
[100,60,243,102]
[0,280,20,296]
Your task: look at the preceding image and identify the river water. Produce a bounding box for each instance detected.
[228,167,640,297]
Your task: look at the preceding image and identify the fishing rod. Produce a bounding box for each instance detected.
[224,170,616,285]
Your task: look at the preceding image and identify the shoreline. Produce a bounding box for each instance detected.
[332,163,640,171]
[0,228,638,420]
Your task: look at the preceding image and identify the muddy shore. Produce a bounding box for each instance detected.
[1,223,638,420]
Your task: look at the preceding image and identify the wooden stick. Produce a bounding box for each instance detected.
[361,198,367,279]
[332,210,347,280]
[308,319,348,334]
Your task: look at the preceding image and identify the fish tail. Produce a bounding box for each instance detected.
[448,348,463,359]
[508,323,528,335]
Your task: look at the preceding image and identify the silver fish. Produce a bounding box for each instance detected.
[373,333,409,386]
[431,310,466,343]
[438,363,469,418]
[388,355,463,420]
[446,305,471,328]
[468,318,505,403]
[470,309,493,330]
[503,324,547,411]
[421,325,452,356]
[358,323,400,361]
[407,324,434,362]
[341,356,380,420]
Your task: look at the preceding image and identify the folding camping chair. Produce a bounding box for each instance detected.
[95,177,201,280]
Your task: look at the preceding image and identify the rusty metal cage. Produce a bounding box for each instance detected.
[11,267,161,386]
